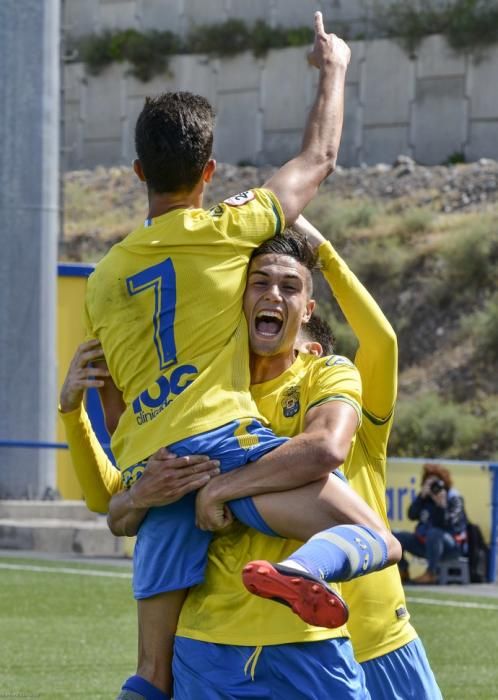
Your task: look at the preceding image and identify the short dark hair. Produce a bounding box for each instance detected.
[135,92,215,194]
[300,313,336,356]
[251,231,318,295]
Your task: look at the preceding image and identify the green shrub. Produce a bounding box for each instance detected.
[440,222,496,289]
[394,207,434,236]
[348,236,411,285]
[377,0,498,55]
[462,292,498,362]
[73,20,314,80]
[390,393,484,459]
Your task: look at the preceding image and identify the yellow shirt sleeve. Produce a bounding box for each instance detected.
[318,240,397,422]
[215,188,285,254]
[59,403,123,512]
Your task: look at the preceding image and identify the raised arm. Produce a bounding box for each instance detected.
[263,12,350,224]
[293,215,397,420]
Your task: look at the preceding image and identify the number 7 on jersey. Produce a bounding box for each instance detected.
[126,258,177,370]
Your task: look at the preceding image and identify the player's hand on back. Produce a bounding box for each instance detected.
[308,11,351,72]
[59,339,109,413]
[129,448,221,509]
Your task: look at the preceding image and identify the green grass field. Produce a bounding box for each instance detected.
[2,556,497,699]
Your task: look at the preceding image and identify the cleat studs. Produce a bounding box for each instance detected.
[311,584,320,592]
[245,564,253,573]
[257,566,267,575]
[291,578,301,585]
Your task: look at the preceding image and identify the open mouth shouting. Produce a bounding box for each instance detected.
[255,309,284,338]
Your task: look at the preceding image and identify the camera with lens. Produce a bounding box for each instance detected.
[430,479,445,495]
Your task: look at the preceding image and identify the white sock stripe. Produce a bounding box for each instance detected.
[347,525,386,568]
[309,531,361,576]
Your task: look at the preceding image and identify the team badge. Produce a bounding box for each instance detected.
[281,386,300,418]
[223,190,255,206]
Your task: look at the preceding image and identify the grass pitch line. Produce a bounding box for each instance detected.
[406,596,498,611]
[0,561,132,579]
[1,562,498,611]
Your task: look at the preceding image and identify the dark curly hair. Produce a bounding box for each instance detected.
[300,313,336,356]
[135,91,215,194]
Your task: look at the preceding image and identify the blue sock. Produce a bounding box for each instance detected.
[122,675,169,700]
[286,525,388,582]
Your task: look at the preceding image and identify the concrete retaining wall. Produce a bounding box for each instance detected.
[64,0,373,38]
[62,34,498,169]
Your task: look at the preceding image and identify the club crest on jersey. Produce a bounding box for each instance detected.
[281,386,300,418]
[224,190,255,206]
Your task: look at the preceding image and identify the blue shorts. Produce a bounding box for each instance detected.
[361,638,442,700]
[133,419,287,598]
[173,636,371,700]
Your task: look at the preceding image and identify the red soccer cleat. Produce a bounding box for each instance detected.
[242,560,349,629]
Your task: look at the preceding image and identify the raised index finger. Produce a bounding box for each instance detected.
[314,10,325,36]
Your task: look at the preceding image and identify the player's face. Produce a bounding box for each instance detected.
[244,254,315,358]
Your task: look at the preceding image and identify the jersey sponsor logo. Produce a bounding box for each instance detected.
[325,355,354,368]
[281,385,300,418]
[132,364,198,425]
[223,190,255,207]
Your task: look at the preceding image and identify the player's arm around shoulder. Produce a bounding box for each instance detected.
[303,354,362,467]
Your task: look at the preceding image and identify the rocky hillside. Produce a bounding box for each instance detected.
[62,158,498,460]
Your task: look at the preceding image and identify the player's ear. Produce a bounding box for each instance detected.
[300,340,323,357]
[203,158,217,183]
[302,299,315,323]
[133,158,146,182]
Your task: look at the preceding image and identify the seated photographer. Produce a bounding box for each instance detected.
[395,464,468,584]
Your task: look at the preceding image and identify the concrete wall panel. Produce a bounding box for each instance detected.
[263,129,302,166]
[262,47,311,131]
[272,0,318,28]
[64,0,100,35]
[83,65,124,139]
[468,120,498,161]
[229,0,271,24]
[417,35,465,78]
[413,76,466,165]
[340,83,361,167]
[469,46,498,119]
[363,125,411,165]
[99,0,138,31]
[215,52,262,92]
[140,0,184,33]
[363,40,413,126]
[215,90,261,164]
[183,0,227,28]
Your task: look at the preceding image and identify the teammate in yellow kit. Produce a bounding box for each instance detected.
[79,15,400,700]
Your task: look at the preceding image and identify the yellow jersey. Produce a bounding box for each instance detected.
[319,240,417,662]
[177,351,362,645]
[85,189,284,472]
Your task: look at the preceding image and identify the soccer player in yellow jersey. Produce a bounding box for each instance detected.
[291,216,442,699]
[79,14,402,700]
[61,235,375,699]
